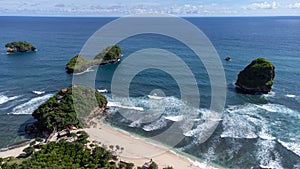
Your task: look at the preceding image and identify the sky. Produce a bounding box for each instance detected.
[0,0,300,16]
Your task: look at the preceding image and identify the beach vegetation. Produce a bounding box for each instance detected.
[148,161,158,169]
[1,139,117,169]
[163,167,174,169]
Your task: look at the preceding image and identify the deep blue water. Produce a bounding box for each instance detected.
[0,16,300,168]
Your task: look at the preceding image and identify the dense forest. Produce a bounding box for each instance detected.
[32,85,107,132]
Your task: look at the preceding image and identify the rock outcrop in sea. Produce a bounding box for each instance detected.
[5,41,36,53]
[65,45,122,73]
[235,58,275,94]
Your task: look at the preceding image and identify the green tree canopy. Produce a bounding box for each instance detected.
[32,85,107,132]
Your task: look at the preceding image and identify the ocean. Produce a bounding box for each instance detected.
[0,16,300,168]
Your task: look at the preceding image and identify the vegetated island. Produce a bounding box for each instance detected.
[0,85,179,169]
[235,58,275,94]
[66,45,122,74]
[5,41,36,53]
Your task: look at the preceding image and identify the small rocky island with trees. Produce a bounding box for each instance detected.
[235,58,275,94]
[5,41,36,53]
[66,45,122,74]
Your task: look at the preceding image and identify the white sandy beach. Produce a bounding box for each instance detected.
[0,119,217,169]
[0,145,28,158]
[85,120,216,169]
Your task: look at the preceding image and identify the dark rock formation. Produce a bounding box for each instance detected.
[225,56,231,61]
[235,58,275,94]
[5,41,36,53]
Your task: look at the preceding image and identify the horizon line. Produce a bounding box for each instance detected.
[1,14,300,18]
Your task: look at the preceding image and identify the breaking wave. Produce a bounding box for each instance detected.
[97,89,109,93]
[0,94,20,105]
[32,90,46,95]
[278,140,300,157]
[10,94,53,115]
[107,101,144,111]
[285,94,296,98]
[256,139,283,169]
[142,118,167,131]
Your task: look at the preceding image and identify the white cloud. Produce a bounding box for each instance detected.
[288,2,300,9]
[166,4,204,15]
[244,1,279,10]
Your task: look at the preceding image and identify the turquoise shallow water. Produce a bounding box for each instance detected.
[0,16,300,168]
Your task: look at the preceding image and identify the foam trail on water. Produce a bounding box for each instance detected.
[0,94,21,105]
[107,101,144,111]
[164,115,184,122]
[10,94,53,115]
[147,94,164,100]
[285,94,296,98]
[32,90,46,95]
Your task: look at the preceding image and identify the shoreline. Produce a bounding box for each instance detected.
[0,118,221,169]
[0,140,32,158]
[84,119,220,169]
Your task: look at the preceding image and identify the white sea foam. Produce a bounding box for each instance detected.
[286,94,296,98]
[97,89,108,93]
[221,104,291,139]
[0,94,20,105]
[256,103,300,118]
[278,140,300,157]
[74,67,95,75]
[129,120,142,128]
[10,94,53,115]
[262,91,276,98]
[32,90,45,95]
[259,132,276,141]
[256,139,283,169]
[184,126,201,137]
[142,118,167,131]
[164,115,184,122]
[109,95,203,133]
[221,109,258,139]
[107,101,144,111]
[147,94,164,100]
[258,120,276,141]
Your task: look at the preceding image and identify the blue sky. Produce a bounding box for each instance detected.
[0,0,300,16]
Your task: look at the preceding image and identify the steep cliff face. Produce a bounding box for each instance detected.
[235,58,275,94]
